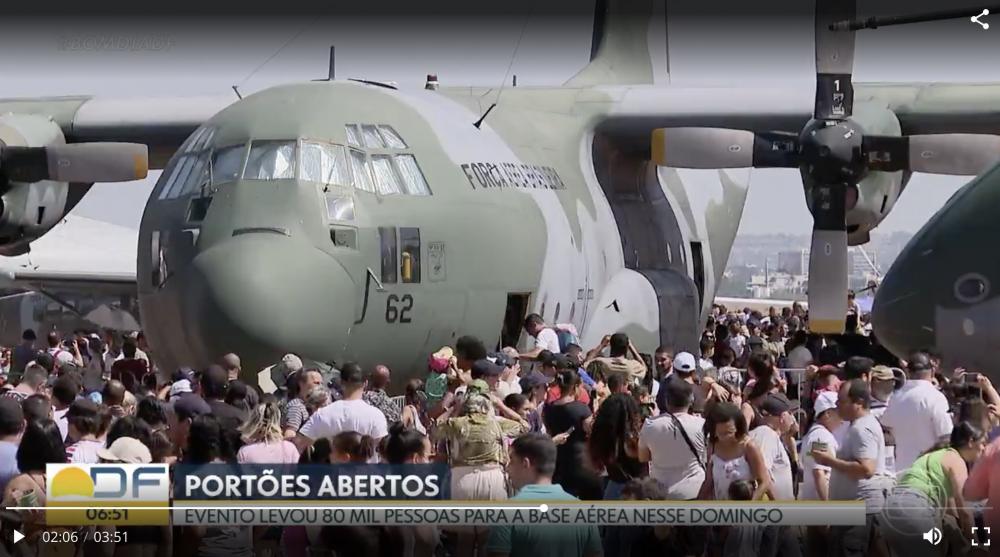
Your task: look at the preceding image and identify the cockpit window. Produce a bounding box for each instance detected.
[394,154,430,195]
[349,149,375,193]
[177,153,210,197]
[370,155,403,195]
[345,125,362,147]
[361,125,385,149]
[211,145,246,185]
[182,126,216,154]
[379,126,407,149]
[245,141,296,180]
[157,125,217,201]
[159,151,209,200]
[300,141,350,186]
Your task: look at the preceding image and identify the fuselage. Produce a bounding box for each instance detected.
[872,161,1000,375]
[137,81,749,385]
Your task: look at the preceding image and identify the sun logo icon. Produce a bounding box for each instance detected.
[50,467,95,498]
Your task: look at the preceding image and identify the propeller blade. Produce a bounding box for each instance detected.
[907,135,1000,175]
[814,0,857,120]
[808,183,849,334]
[651,128,800,168]
[1,143,148,183]
[864,134,1000,174]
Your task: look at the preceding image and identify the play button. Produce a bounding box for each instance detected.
[13,530,24,544]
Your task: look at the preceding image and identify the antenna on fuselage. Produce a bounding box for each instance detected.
[472,11,531,128]
[313,46,335,81]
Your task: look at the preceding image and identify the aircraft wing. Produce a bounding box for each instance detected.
[3,82,998,169]
[0,215,137,295]
[0,94,234,169]
[861,82,1000,135]
[596,82,1000,142]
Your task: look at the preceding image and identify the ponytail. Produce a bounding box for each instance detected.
[554,370,578,396]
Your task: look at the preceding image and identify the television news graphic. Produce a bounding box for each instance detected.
[45,463,170,525]
[28,464,868,527]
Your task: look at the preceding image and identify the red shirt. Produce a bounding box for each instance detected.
[546,384,590,406]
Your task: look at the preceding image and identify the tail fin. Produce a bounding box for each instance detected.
[565,0,670,87]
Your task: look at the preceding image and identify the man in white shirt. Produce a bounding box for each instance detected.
[637,378,709,555]
[295,362,388,455]
[880,352,952,473]
[748,393,796,501]
[638,378,706,500]
[799,391,841,501]
[799,391,842,555]
[518,313,561,360]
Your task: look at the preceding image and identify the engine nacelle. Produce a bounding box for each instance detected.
[0,114,73,256]
[800,104,909,247]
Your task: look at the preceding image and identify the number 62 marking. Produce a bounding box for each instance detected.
[385,294,414,323]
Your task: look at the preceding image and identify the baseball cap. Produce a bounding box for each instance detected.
[169,379,192,398]
[870,365,894,382]
[908,352,933,373]
[270,354,304,392]
[673,352,697,374]
[172,367,196,383]
[470,359,503,379]
[520,370,551,392]
[488,352,514,369]
[759,393,792,416]
[429,347,454,372]
[97,437,152,464]
[814,391,839,416]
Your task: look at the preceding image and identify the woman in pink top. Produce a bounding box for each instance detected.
[964,435,1000,531]
[237,402,299,464]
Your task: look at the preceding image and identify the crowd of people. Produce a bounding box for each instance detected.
[0,303,996,557]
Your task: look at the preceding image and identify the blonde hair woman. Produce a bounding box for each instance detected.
[237,402,300,464]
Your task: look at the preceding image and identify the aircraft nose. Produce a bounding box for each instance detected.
[871,251,935,359]
[182,234,355,373]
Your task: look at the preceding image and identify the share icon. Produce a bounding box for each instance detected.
[971,9,990,30]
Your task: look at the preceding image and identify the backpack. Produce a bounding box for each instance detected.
[553,323,579,352]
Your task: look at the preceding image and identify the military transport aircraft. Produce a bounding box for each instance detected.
[2,0,1000,383]
[872,160,1000,375]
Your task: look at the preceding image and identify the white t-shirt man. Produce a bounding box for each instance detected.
[798,424,839,500]
[880,379,952,473]
[300,399,389,442]
[749,425,795,501]
[534,328,561,353]
[638,412,706,500]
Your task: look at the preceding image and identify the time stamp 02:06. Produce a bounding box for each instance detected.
[41,529,128,544]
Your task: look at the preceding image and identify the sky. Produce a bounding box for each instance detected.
[1,0,996,236]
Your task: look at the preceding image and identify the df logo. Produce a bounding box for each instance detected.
[47,464,169,501]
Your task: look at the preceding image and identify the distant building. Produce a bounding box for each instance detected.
[777,250,808,275]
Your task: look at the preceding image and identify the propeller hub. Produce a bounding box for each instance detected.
[799,119,867,184]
